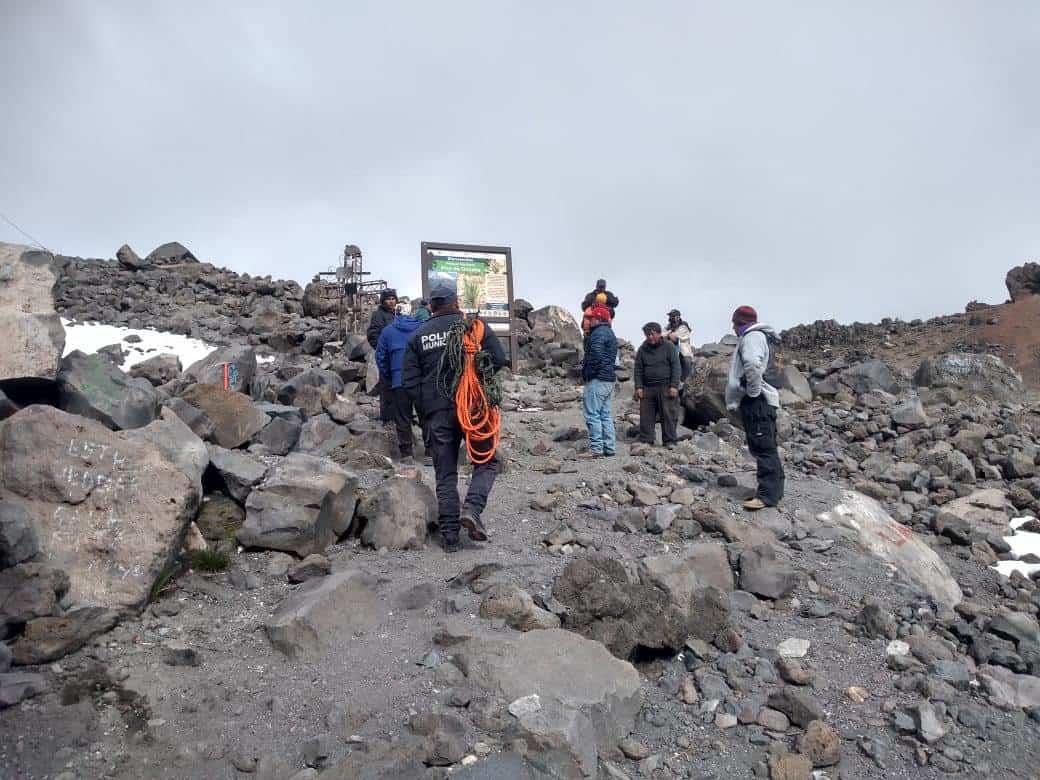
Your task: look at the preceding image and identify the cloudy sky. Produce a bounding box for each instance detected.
[2,2,1037,343]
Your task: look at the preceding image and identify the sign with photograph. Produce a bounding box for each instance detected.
[421,242,517,368]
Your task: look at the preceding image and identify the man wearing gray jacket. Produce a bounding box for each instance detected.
[725,305,784,510]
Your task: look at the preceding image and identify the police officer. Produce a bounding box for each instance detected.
[401,285,507,552]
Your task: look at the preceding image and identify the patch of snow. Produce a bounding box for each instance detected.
[993,517,1040,579]
[62,319,217,370]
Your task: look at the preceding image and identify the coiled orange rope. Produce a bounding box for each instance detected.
[455,318,500,464]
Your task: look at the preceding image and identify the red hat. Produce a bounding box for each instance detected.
[732,305,758,326]
[589,304,612,322]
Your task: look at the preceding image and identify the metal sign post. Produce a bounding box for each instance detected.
[420,242,518,370]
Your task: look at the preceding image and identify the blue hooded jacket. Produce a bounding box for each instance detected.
[376,315,423,388]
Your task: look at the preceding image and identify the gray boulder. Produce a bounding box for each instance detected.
[0,500,39,569]
[0,405,196,611]
[206,445,267,503]
[925,353,1023,403]
[738,545,801,600]
[297,414,352,455]
[552,555,689,660]
[184,345,256,394]
[277,369,344,407]
[890,397,929,429]
[145,241,197,264]
[179,383,267,449]
[265,569,381,661]
[116,243,146,270]
[58,351,159,430]
[979,665,1040,710]
[0,672,47,709]
[12,606,120,665]
[164,396,216,440]
[840,359,897,395]
[237,453,358,556]
[639,543,734,614]
[129,353,182,386]
[257,416,301,455]
[1005,262,1040,302]
[0,242,65,382]
[355,477,436,551]
[124,407,209,498]
[0,562,68,632]
[454,628,642,777]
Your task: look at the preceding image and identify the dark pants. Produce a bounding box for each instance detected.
[679,355,693,382]
[639,385,679,445]
[427,408,499,538]
[378,382,393,423]
[389,388,415,458]
[740,395,785,506]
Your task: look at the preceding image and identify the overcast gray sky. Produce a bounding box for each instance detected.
[2,2,1037,344]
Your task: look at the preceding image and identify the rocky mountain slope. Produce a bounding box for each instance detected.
[3,241,1040,780]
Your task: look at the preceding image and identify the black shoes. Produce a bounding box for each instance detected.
[460,511,489,542]
[441,533,462,554]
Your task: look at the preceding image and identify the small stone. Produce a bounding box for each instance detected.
[287,554,331,583]
[777,638,810,658]
[798,720,841,767]
[680,676,700,705]
[846,686,869,704]
[619,737,650,760]
[715,712,738,729]
[886,639,910,657]
[912,701,946,745]
[757,707,791,732]
[508,694,541,718]
[162,642,200,667]
[768,752,813,780]
[776,658,812,686]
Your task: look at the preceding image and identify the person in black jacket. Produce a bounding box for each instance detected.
[580,279,619,319]
[366,288,398,422]
[401,285,507,552]
[634,321,681,446]
[580,304,618,457]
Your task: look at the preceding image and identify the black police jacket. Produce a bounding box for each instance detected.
[401,311,507,416]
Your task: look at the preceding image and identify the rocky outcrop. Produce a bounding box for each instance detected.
[1005,262,1040,302]
[0,406,196,611]
[178,383,267,449]
[0,242,65,382]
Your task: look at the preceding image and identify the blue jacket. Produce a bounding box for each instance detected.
[376,315,423,388]
[582,322,617,383]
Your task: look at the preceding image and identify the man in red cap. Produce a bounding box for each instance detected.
[725,305,784,510]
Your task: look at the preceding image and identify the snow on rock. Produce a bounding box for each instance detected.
[993,517,1040,579]
[62,319,274,372]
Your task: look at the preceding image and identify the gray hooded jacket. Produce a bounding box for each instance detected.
[725,323,780,410]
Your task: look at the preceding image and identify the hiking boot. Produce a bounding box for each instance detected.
[743,498,767,512]
[577,451,603,460]
[602,450,616,457]
[441,533,462,554]
[460,511,488,542]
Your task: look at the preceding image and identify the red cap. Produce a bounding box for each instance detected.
[732,305,758,326]
[589,304,612,322]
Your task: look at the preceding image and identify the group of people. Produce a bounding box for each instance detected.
[365,277,785,554]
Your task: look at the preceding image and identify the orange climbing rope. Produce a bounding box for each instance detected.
[455,318,501,465]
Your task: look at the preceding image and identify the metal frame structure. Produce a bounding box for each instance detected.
[314,244,388,340]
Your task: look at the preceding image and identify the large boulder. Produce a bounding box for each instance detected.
[776,365,813,406]
[0,243,65,382]
[840,359,897,395]
[681,348,734,428]
[528,306,582,347]
[12,606,119,665]
[184,345,256,394]
[0,406,196,610]
[639,543,734,614]
[918,353,1023,404]
[302,279,341,318]
[738,545,801,600]
[453,629,642,777]
[237,453,359,556]
[276,369,344,408]
[264,569,381,661]
[56,351,160,431]
[145,241,197,264]
[129,354,182,386]
[124,407,209,498]
[552,555,689,660]
[0,562,68,632]
[179,383,267,448]
[817,491,962,609]
[918,442,975,484]
[941,489,1012,535]
[354,477,436,550]
[297,414,352,455]
[205,445,267,503]
[0,500,40,568]
[978,664,1040,710]
[1006,262,1040,302]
